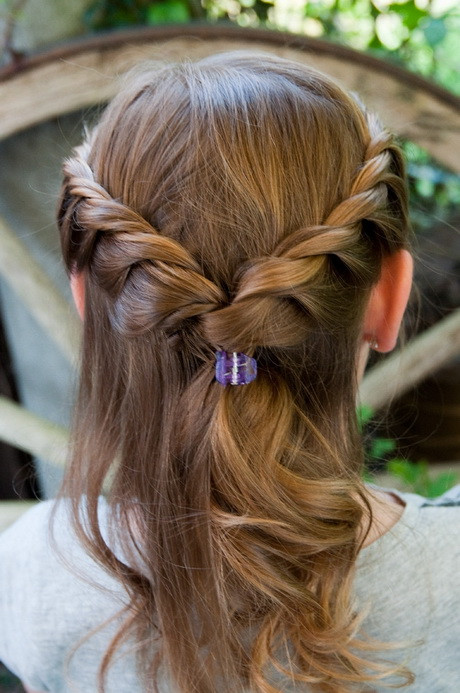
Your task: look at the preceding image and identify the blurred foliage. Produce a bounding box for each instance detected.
[386,458,458,497]
[358,404,399,473]
[83,0,195,25]
[0,661,24,692]
[82,0,460,236]
[358,405,459,497]
[83,0,460,95]
[403,140,460,236]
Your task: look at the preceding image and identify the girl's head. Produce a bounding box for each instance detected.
[58,53,412,692]
[61,51,410,349]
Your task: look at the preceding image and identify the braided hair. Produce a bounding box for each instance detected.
[57,52,411,692]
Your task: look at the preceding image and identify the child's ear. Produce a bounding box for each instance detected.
[70,272,85,320]
[363,249,413,353]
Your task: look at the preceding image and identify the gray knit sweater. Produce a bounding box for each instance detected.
[1,487,459,692]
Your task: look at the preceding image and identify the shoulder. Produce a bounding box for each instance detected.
[0,498,128,691]
[0,498,108,579]
[397,482,460,508]
[357,484,460,627]
[0,500,58,604]
[357,484,460,611]
[399,484,460,552]
[361,484,460,574]
[0,496,129,602]
[0,501,55,687]
[361,486,460,687]
[409,486,460,593]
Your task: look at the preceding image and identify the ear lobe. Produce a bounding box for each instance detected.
[363,249,413,354]
[70,272,85,320]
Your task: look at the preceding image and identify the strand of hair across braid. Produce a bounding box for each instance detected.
[202,112,402,352]
[61,113,400,354]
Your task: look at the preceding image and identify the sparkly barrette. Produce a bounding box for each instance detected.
[215,350,257,386]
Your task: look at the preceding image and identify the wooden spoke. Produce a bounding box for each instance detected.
[0,216,80,364]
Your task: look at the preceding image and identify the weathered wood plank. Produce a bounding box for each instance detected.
[0,26,459,172]
[359,309,460,411]
[0,216,80,364]
[0,395,68,467]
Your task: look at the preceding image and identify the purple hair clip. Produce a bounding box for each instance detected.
[215,351,257,386]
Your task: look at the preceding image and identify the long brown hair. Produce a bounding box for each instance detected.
[57,52,411,692]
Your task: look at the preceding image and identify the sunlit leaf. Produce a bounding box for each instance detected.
[389,1,426,31]
[357,404,374,432]
[426,471,459,498]
[370,437,396,460]
[147,0,190,23]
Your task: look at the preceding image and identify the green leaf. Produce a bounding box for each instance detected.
[363,468,376,483]
[389,2,426,31]
[147,0,190,24]
[369,2,379,21]
[83,5,102,28]
[387,458,427,486]
[386,458,459,498]
[425,471,459,498]
[357,404,374,431]
[253,0,272,21]
[423,17,447,46]
[370,437,396,460]
[368,33,384,51]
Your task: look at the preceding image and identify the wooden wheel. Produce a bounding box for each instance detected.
[1,25,459,172]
